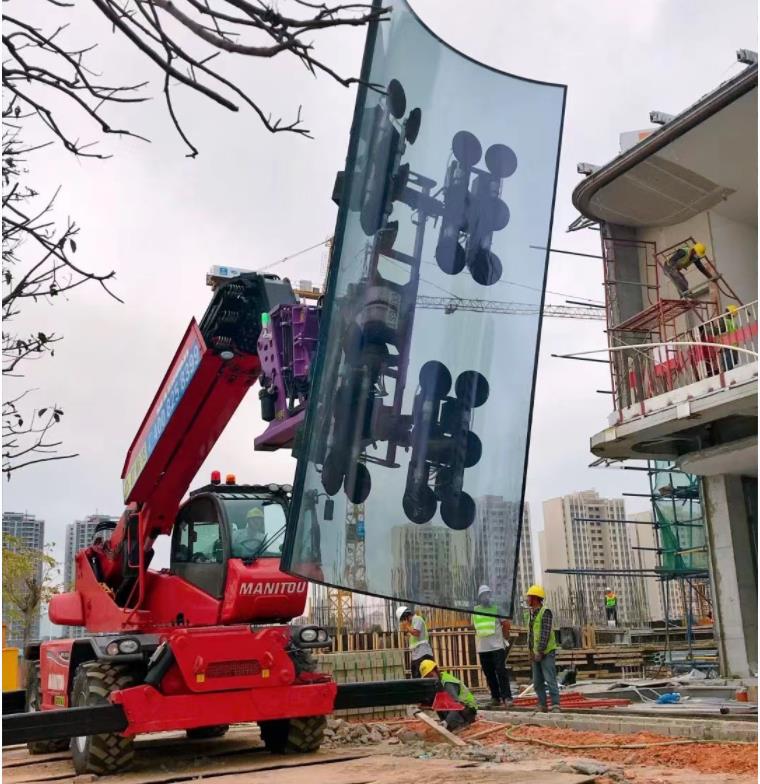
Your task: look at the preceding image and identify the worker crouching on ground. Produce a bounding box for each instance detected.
[396,606,434,678]
[526,584,561,713]
[472,584,514,708]
[419,659,478,731]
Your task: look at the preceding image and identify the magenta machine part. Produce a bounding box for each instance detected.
[254,303,321,451]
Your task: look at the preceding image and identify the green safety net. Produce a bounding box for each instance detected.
[650,461,708,575]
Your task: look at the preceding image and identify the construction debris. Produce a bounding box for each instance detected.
[409,710,467,746]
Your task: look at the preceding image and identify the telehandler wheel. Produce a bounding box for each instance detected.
[259,715,326,754]
[186,724,229,740]
[70,661,138,775]
[25,662,70,754]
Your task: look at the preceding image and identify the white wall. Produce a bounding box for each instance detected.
[634,209,756,311]
[707,211,758,305]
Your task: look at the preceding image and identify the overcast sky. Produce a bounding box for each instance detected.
[4,0,757,585]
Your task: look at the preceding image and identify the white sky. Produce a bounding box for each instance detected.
[4,0,757,582]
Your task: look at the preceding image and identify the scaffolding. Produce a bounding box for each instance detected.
[600,233,752,420]
[646,460,712,665]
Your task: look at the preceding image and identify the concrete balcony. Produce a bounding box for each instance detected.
[590,301,758,474]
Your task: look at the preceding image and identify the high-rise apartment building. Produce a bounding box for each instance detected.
[390,524,473,609]
[473,496,532,614]
[62,514,118,638]
[515,504,535,605]
[2,512,46,647]
[540,490,648,626]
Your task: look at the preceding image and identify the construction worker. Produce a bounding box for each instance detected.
[663,241,711,296]
[604,587,618,625]
[232,506,267,557]
[396,606,434,678]
[719,304,740,372]
[419,659,478,731]
[472,585,513,708]
[526,585,560,713]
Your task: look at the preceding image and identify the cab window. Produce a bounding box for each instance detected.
[174,520,223,564]
[226,500,286,559]
[171,496,226,598]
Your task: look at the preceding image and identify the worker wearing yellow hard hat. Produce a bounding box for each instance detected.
[526,585,561,713]
[663,240,712,297]
[231,505,267,557]
[719,303,742,371]
[419,659,478,731]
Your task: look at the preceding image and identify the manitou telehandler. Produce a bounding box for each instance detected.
[22,275,349,774]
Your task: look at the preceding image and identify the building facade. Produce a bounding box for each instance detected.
[515,504,535,604]
[571,61,757,675]
[473,496,532,615]
[62,514,118,638]
[2,511,46,647]
[540,491,649,626]
[390,524,474,610]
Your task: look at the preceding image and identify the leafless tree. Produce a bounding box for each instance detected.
[2,124,123,477]
[2,0,383,475]
[4,0,387,157]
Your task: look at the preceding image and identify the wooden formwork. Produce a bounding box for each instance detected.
[328,627,717,689]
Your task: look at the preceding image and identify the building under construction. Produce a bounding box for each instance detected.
[570,59,757,677]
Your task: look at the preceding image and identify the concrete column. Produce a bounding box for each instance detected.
[704,474,757,678]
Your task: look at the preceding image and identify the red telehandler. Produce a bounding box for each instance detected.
[21,274,352,773]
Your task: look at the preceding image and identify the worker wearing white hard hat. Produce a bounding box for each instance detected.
[472,585,513,708]
[396,606,433,678]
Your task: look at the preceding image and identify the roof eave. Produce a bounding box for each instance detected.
[571,64,758,223]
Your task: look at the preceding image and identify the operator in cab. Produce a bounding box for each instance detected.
[231,506,267,557]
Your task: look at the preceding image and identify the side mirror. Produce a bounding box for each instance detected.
[324,499,335,521]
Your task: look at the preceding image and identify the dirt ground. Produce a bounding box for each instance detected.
[3,716,756,784]
[393,717,757,781]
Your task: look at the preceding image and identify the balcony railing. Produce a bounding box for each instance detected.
[614,300,758,418]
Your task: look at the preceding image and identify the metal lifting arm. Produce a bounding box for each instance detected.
[88,273,298,609]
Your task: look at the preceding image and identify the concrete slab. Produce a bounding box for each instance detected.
[480,709,757,742]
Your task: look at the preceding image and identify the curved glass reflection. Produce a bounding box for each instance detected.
[283,0,566,616]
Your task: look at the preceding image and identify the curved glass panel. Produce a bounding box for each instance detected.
[283,0,566,615]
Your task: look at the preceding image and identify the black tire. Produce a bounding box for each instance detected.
[259,715,326,754]
[186,725,229,740]
[70,662,138,775]
[26,662,70,754]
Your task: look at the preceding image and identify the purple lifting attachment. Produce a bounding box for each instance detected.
[254,303,320,451]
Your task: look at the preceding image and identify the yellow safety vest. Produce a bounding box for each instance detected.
[440,672,478,711]
[408,615,428,649]
[531,606,557,654]
[472,604,499,637]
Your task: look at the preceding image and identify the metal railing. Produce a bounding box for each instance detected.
[616,300,758,414]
